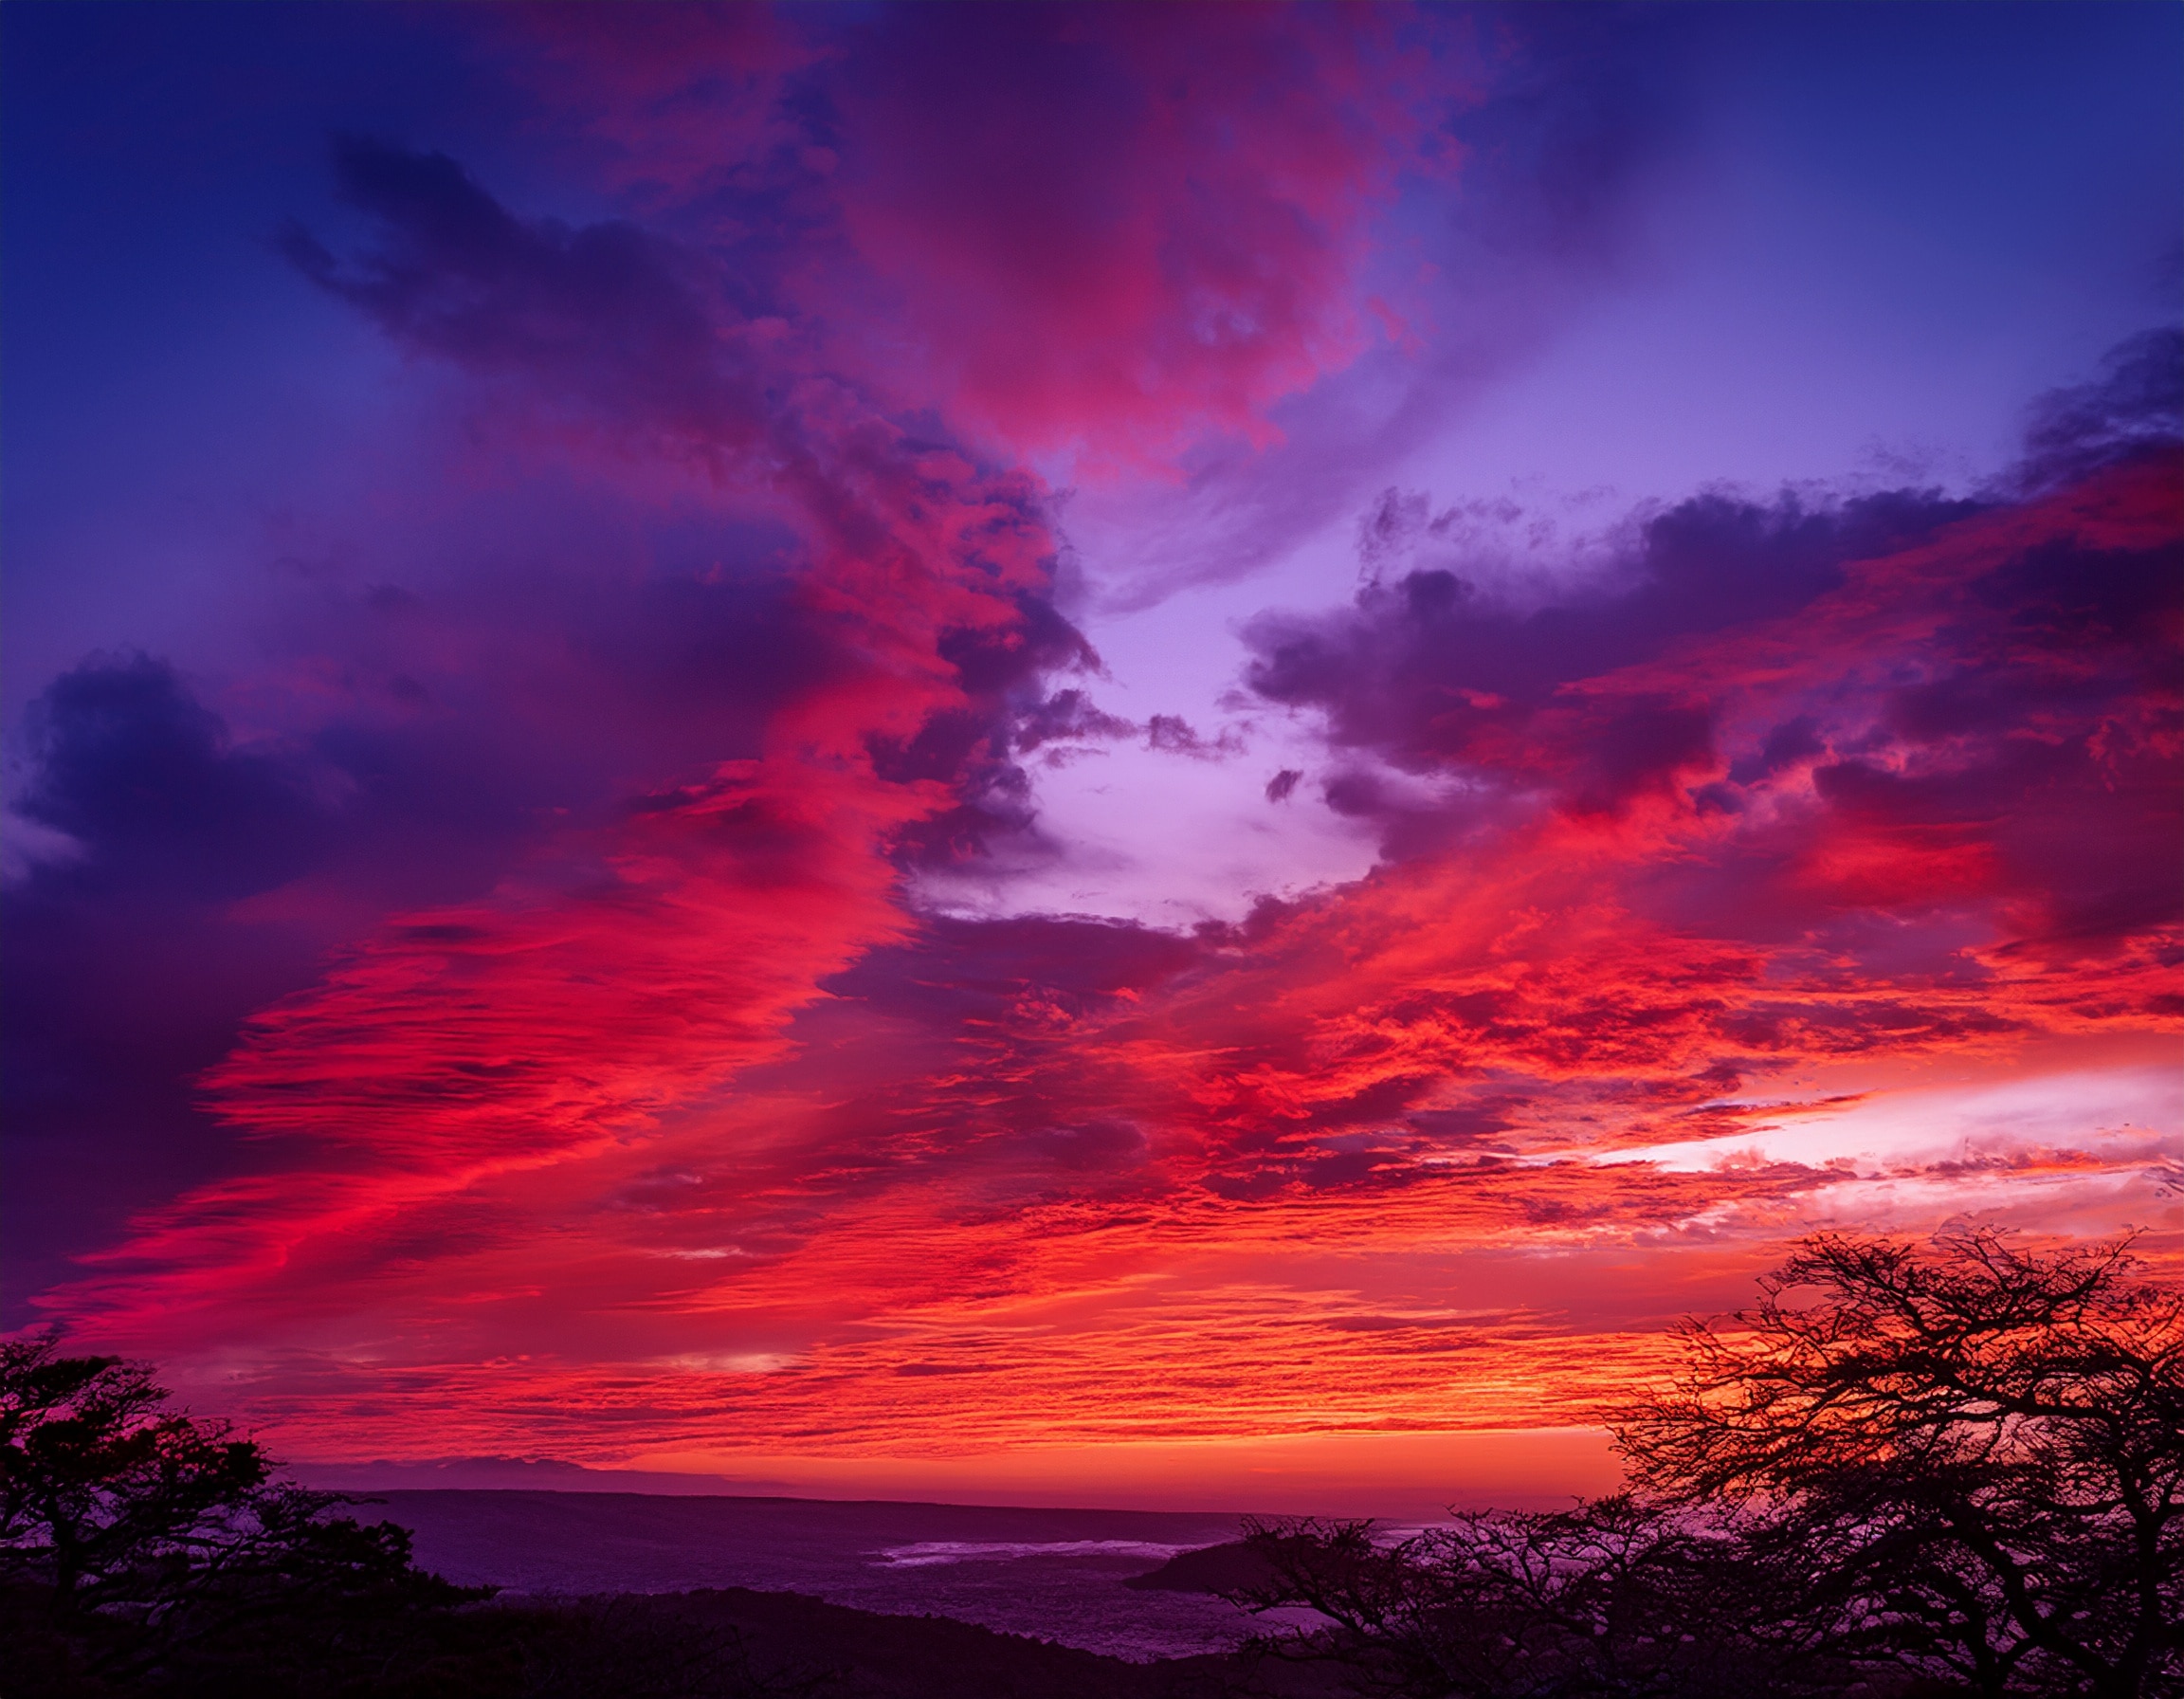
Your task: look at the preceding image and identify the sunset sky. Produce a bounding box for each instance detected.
[6,2,2180,1514]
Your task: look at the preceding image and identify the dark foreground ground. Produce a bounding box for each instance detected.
[5,1580,1347,1699]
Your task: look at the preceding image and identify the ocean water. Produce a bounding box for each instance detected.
[365,1490,1301,1660]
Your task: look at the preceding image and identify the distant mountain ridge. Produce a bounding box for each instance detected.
[292,1455,785,1495]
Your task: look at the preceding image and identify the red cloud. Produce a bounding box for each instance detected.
[822,8,1465,464]
[50,454,2179,1471]
[19,26,2177,1482]
[489,5,1472,469]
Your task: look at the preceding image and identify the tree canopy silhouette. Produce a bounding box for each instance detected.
[1618,1231,2183,1698]
[1,1331,471,1688]
[1232,1231,2184,1699]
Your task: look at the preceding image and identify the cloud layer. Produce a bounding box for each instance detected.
[6,6,2179,1491]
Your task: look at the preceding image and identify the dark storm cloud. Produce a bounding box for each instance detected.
[6,545,862,932]
[870,587,1100,785]
[4,659,347,1310]
[2016,327,2184,491]
[823,912,1203,1035]
[871,595,1104,869]
[282,136,754,442]
[1143,715,1238,759]
[1237,335,2179,991]
[1012,688,1135,754]
[287,138,1098,874]
[1243,486,1974,818]
[1822,528,2184,951]
[15,654,334,901]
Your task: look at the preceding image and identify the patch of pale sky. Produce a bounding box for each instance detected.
[1592,1062,2183,1179]
[913,703,1382,926]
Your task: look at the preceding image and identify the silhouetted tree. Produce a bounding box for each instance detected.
[1,1331,471,1685]
[1617,1231,2183,1699]
[1231,1231,2183,1699]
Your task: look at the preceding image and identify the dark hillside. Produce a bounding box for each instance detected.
[3,1580,1349,1699]
[651,1587,1345,1698]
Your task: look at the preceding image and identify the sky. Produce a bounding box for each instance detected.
[5,2,2180,1515]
